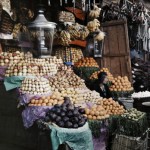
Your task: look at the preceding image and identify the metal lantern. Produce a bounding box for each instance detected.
[28,5,56,58]
[85,32,103,57]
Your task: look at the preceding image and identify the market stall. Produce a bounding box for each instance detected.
[0,0,150,150]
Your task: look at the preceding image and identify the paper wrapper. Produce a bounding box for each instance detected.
[18,92,52,106]
[92,127,108,150]
[22,106,52,128]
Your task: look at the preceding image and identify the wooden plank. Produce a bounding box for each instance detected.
[117,25,127,55]
[100,56,131,80]
[103,54,129,57]
[120,57,128,76]
[69,40,86,47]
[102,20,127,27]
[108,25,120,55]
[102,27,110,56]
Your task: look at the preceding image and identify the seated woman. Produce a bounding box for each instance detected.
[94,72,112,98]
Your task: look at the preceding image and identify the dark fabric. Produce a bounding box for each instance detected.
[94,80,112,98]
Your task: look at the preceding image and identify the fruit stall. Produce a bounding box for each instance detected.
[0,0,150,150]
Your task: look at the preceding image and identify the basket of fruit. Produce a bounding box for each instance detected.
[109,76,134,99]
[119,108,148,137]
[74,57,99,81]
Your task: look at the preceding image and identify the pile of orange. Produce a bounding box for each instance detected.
[90,68,114,81]
[85,105,109,120]
[98,98,125,115]
[109,76,133,92]
[74,57,99,68]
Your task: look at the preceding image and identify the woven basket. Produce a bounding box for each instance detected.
[111,132,148,150]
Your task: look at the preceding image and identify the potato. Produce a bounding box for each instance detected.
[42,103,47,106]
[92,116,97,120]
[88,115,93,119]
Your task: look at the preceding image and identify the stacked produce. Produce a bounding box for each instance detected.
[48,69,103,105]
[121,108,145,121]
[109,76,133,92]
[38,63,57,76]
[85,105,109,120]
[119,108,148,137]
[45,56,63,68]
[24,51,33,59]
[5,58,58,77]
[58,88,102,105]
[58,88,83,105]
[90,67,114,81]
[28,92,64,106]
[131,91,150,98]
[74,57,99,67]
[0,51,24,66]
[49,70,86,91]
[55,30,71,46]
[54,47,83,63]
[44,97,87,128]
[20,77,51,95]
[99,98,125,115]
[82,90,101,103]
[74,57,100,81]
[24,56,63,66]
[5,61,39,77]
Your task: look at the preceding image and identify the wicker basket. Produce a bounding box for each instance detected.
[111,132,148,150]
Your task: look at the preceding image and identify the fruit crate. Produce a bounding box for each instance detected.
[111,132,148,150]
[118,113,148,137]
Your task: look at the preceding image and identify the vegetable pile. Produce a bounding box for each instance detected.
[49,70,86,91]
[74,57,99,68]
[57,88,101,106]
[121,108,145,121]
[54,47,83,63]
[5,58,58,77]
[45,97,87,128]
[119,108,148,137]
[85,105,109,120]
[73,58,100,81]
[28,92,64,106]
[109,76,133,92]
[20,77,51,95]
[44,56,63,67]
[99,98,125,115]
[0,51,24,66]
